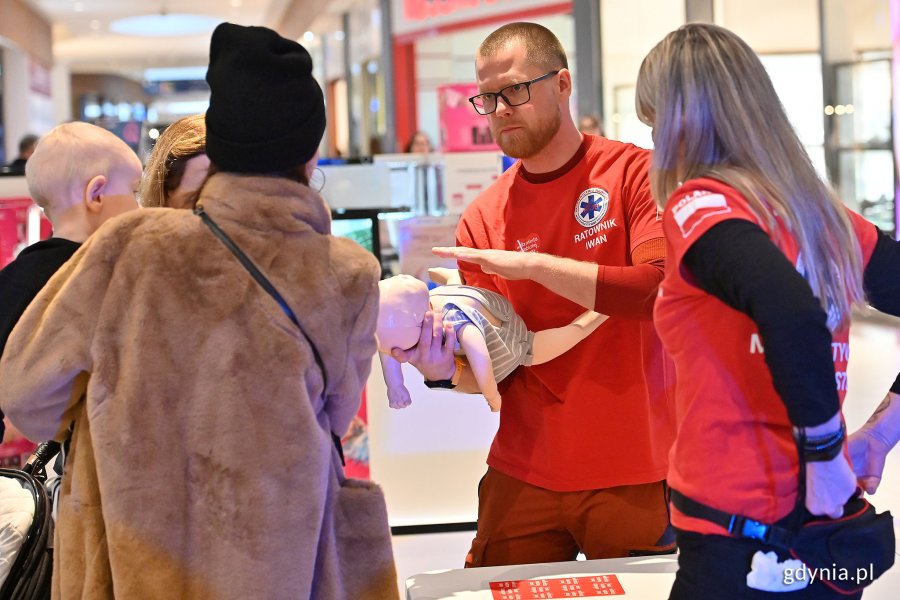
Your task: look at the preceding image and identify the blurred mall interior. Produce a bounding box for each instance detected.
[2,1,900,597]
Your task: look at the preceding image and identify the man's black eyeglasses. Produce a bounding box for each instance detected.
[469,70,560,115]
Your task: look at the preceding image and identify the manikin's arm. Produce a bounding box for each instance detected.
[531,310,609,365]
[456,324,501,412]
[379,352,412,409]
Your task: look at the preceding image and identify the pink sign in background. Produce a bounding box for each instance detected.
[341,389,370,480]
[438,83,498,152]
[0,198,52,269]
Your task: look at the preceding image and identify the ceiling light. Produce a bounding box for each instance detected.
[303,31,315,42]
[74,2,85,12]
[110,14,220,37]
[90,19,102,30]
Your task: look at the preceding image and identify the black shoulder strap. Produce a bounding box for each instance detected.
[194,205,329,391]
[669,488,794,548]
[669,433,818,548]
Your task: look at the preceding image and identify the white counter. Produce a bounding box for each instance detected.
[406,526,900,600]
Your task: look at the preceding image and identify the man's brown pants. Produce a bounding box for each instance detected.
[465,468,675,568]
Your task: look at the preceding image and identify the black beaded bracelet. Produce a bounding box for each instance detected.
[424,378,455,389]
[796,423,846,462]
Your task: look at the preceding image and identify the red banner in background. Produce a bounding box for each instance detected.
[404,0,486,21]
[341,389,370,479]
[0,198,52,269]
[490,575,625,599]
[438,83,498,152]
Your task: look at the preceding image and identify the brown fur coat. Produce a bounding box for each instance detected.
[0,173,398,599]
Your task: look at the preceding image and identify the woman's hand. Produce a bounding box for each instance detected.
[847,391,900,494]
[848,427,892,494]
[805,452,857,519]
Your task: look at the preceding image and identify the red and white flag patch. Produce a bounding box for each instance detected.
[672,190,731,238]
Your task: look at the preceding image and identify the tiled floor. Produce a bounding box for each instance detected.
[391,313,900,596]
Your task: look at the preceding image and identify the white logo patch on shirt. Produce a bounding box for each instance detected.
[515,233,541,253]
[574,188,610,227]
[672,190,731,238]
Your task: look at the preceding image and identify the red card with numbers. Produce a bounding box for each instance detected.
[489,574,625,598]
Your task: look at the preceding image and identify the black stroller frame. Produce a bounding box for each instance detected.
[0,440,60,600]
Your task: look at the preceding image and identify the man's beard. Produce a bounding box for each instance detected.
[492,106,562,159]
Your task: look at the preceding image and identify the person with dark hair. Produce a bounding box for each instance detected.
[578,114,602,136]
[0,23,397,599]
[6,133,39,173]
[404,130,433,153]
[418,21,676,567]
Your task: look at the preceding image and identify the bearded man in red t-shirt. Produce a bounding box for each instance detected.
[390,22,677,567]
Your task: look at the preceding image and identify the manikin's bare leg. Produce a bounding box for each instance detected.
[531,310,608,365]
[457,324,501,411]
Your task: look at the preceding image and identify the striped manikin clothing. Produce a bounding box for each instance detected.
[430,285,534,382]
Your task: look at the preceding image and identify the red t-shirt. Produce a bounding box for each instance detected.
[456,135,675,491]
[655,177,878,535]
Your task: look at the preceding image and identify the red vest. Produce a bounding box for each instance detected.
[655,177,877,534]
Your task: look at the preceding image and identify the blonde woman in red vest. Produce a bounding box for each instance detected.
[636,22,900,599]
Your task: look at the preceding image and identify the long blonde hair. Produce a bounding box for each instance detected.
[140,114,206,208]
[636,23,864,330]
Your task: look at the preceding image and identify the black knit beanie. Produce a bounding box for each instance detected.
[205,23,326,173]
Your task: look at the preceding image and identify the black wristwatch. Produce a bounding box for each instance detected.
[424,378,456,389]
[423,357,464,390]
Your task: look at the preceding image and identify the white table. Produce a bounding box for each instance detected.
[407,528,900,600]
[407,555,677,600]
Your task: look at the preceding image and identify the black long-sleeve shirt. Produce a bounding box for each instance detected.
[683,220,900,427]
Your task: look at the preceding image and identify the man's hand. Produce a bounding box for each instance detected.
[805,453,857,519]
[849,427,892,494]
[433,246,599,309]
[389,310,458,381]
[432,247,536,281]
